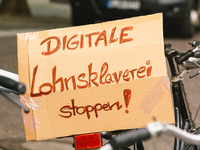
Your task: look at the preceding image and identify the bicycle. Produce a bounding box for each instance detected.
[71,40,200,150]
[0,69,29,113]
[0,69,130,150]
[2,39,200,150]
[99,40,200,150]
[100,120,200,150]
[163,40,200,150]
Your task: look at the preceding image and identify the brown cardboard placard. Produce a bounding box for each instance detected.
[17,13,174,141]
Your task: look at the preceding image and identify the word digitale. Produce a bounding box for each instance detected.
[40,26,133,55]
[30,61,152,97]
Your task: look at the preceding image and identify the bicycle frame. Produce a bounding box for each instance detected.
[131,44,197,150]
[164,44,195,150]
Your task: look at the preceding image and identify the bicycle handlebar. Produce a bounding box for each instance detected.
[0,75,26,94]
[109,128,151,149]
[0,69,29,113]
[175,50,194,64]
[0,69,25,94]
[165,41,200,65]
[100,121,200,150]
[166,125,200,145]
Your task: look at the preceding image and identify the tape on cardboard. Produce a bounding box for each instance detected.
[22,111,40,132]
[20,95,42,111]
[20,95,42,131]
[139,75,170,116]
[17,32,39,41]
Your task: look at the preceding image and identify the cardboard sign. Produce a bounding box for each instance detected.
[17,13,174,141]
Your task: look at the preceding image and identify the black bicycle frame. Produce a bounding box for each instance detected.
[165,44,191,150]
[132,44,192,150]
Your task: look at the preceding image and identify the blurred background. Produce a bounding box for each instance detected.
[1,0,200,150]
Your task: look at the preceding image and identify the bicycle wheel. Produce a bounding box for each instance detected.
[184,128,200,150]
[184,144,197,150]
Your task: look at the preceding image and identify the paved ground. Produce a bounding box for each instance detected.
[0,0,200,150]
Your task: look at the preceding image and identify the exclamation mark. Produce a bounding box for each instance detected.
[123,89,131,113]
